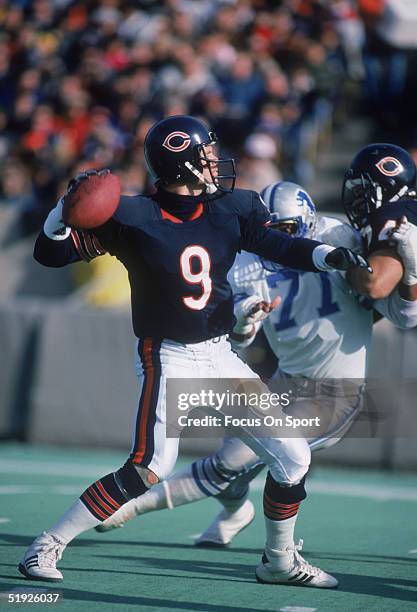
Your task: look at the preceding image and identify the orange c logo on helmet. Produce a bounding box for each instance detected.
[375,157,404,177]
[162,131,191,153]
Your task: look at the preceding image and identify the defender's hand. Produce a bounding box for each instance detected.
[325,247,372,273]
[233,295,281,336]
[388,216,417,285]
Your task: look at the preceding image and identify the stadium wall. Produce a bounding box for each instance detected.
[0,300,416,470]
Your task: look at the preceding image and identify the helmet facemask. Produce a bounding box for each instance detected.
[343,170,411,230]
[184,134,236,194]
[269,215,314,238]
[342,171,381,230]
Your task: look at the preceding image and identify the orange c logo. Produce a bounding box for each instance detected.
[375,157,404,177]
[162,131,191,153]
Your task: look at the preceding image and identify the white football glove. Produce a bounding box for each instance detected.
[389,216,417,285]
[43,197,71,241]
[233,294,281,336]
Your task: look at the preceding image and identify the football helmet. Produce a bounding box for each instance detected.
[144,115,236,193]
[342,143,417,230]
[260,181,317,238]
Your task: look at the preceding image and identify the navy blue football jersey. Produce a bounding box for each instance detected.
[365,198,417,254]
[34,188,323,342]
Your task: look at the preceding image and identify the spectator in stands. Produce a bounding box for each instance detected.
[237,133,282,192]
[4,0,409,242]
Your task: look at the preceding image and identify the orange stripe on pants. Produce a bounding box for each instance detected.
[133,338,155,464]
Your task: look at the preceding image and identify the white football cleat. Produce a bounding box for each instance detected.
[95,498,138,532]
[19,532,66,582]
[255,539,338,588]
[195,499,255,547]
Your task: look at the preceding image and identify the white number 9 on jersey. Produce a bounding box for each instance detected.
[180,245,212,310]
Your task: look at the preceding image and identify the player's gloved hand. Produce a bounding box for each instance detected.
[65,168,110,198]
[44,169,111,240]
[388,216,417,285]
[233,294,281,336]
[325,247,372,273]
[43,197,71,241]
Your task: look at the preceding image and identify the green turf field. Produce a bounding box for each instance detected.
[1,443,417,612]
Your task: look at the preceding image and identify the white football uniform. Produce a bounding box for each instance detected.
[230,216,417,378]
[229,216,417,449]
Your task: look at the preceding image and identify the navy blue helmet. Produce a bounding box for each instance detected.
[342,143,417,230]
[144,115,236,193]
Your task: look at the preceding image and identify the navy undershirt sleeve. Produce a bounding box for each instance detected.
[33,231,81,267]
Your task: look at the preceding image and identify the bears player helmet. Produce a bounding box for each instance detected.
[144,115,236,193]
[342,143,417,230]
[260,181,317,238]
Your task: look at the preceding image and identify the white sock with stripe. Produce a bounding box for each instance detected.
[117,457,233,517]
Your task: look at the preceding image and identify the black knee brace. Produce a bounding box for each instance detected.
[265,471,307,504]
[116,459,149,499]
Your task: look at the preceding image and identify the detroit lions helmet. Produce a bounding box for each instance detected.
[260,181,317,238]
[144,115,236,193]
[342,143,417,230]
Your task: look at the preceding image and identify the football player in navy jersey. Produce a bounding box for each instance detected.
[19,115,369,588]
[343,143,417,302]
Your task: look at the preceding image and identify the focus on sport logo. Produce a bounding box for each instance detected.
[375,157,404,177]
[162,131,191,153]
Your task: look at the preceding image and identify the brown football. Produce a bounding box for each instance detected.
[62,172,121,229]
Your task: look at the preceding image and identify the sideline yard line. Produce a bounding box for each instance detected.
[1,458,417,502]
[0,485,82,495]
[0,459,115,478]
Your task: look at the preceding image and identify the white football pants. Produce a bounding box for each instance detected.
[130,335,310,485]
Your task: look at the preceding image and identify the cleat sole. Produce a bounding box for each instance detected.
[18,563,63,583]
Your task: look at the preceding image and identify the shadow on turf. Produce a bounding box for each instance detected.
[0,533,262,555]
[2,563,417,606]
[3,534,417,605]
[312,551,417,566]
[0,582,276,612]
[2,569,417,608]
[332,572,417,604]
[0,555,254,585]
[96,553,254,579]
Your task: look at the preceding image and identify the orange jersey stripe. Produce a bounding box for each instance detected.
[188,202,204,221]
[133,338,155,464]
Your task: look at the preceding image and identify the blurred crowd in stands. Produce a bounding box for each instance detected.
[1,0,417,238]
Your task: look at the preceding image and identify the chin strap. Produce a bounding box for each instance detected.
[389,185,410,203]
[184,161,217,194]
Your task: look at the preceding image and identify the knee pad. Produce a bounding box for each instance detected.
[116,459,150,499]
[267,437,311,486]
[265,471,307,505]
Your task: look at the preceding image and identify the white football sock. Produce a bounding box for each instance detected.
[127,458,232,516]
[265,514,298,560]
[48,499,101,544]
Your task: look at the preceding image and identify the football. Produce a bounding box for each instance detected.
[62,171,121,229]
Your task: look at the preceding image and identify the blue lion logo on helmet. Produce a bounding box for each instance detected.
[296,189,316,214]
